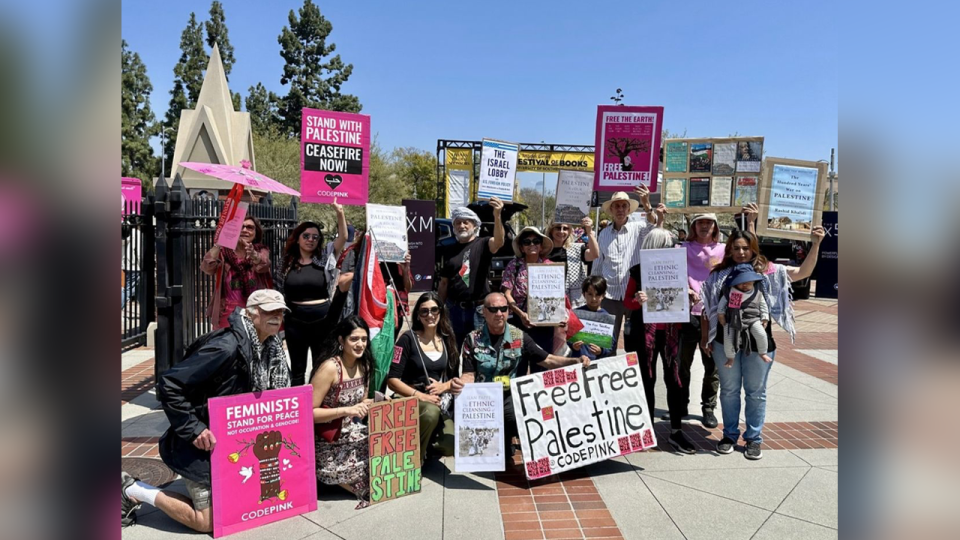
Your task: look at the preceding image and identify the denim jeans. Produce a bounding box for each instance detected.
[121,270,140,309]
[713,341,774,444]
[447,301,482,350]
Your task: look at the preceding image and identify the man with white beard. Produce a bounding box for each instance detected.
[438,198,505,347]
[121,290,292,532]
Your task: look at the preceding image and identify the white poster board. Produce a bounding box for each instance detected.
[639,248,689,323]
[477,139,519,202]
[366,203,408,262]
[526,263,566,326]
[511,353,657,480]
[553,170,593,224]
[454,383,505,473]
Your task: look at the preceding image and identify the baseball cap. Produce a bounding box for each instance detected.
[246,290,289,312]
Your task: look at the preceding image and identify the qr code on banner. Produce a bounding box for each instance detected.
[525,461,539,478]
[642,429,655,448]
[543,371,556,387]
[618,436,631,455]
[630,432,643,451]
[565,370,578,383]
[537,457,551,477]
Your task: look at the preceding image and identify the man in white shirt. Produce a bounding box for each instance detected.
[591,185,664,352]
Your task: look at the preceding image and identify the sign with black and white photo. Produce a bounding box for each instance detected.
[454,383,505,473]
[511,353,657,480]
[526,263,566,326]
[554,170,593,224]
[639,248,689,323]
[365,203,408,263]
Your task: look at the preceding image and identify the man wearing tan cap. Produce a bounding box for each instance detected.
[590,185,664,352]
[121,290,292,532]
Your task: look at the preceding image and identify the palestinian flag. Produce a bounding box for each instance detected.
[353,233,397,398]
[458,259,471,287]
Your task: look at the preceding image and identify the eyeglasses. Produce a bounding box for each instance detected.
[485,305,509,313]
[554,226,571,231]
[301,233,320,241]
[520,238,543,246]
[418,306,441,317]
[242,224,256,230]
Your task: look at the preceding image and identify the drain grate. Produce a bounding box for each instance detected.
[122,458,178,487]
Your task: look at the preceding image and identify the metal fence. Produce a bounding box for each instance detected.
[152,174,298,375]
[121,198,156,351]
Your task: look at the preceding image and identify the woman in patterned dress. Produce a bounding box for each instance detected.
[309,316,374,508]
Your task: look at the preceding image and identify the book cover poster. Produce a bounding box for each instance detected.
[664,177,686,208]
[689,143,713,173]
[454,383,505,473]
[554,170,593,224]
[736,141,762,172]
[766,164,819,232]
[712,143,736,175]
[688,178,710,206]
[710,177,733,207]
[664,141,688,173]
[734,177,759,206]
[526,263,567,326]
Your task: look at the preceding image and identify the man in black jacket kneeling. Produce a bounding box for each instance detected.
[120,289,291,532]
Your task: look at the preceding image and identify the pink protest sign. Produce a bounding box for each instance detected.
[208,386,317,538]
[594,105,664,193]
[301,108,371,206]
[121,177,142,216]
[215,202,249,249]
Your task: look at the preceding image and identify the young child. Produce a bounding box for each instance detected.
[568,276,614,360]
[718,264,772,365]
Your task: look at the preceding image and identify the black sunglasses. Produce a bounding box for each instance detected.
[520,237,543,246]
[418,306,441,317]
[301,233,320,240]
[485,305,509,313]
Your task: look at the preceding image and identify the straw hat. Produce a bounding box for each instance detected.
[601,191,641,214]
[512,226,555,258]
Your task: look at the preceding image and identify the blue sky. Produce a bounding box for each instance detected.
[122,1,838,190]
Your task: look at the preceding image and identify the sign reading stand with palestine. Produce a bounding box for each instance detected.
[477,139,519,202]
[368,397,421,504]
[511,353,657,480]
[661,136,764,213]
[301,108,371,206]
[594,105,664,193]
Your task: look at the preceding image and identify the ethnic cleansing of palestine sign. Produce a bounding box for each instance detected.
[511,353,657,480]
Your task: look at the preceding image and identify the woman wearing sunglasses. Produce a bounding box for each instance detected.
[386,292,461,461]
[546,218,601,308]
[275,202,349,386]
[501,226,557,357]
[201,216,273,330]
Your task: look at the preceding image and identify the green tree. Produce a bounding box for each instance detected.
[392,147,437,201]
[245,83,282,136]
[516,187,555,230]
[276,0,361,137]
[204,1,241,110]
[163,13,207,167]
[121,40,158,184]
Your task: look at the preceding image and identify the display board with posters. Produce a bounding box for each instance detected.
[402,199,436,292]
[208,386,317,538]
[511,353,657,480]
[526,263,566,327]
[366,204,408,263]
[368,397,421,505]
[757,157,828,241]
[477,139,519,202]
[594,105,664,193]
[639,248,690,324]
[815,211,838,299]
[454,383,505,473]
[553,170,594,224]
[660,136,764,213]
[300,108,371,206]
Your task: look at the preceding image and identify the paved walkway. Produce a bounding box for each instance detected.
[121,298,838,539]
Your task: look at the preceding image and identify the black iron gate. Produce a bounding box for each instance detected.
[122,198,156,352]
[152,174,298,376]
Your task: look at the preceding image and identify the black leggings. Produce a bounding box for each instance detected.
[285,289,348,386]
[639,330,686,430]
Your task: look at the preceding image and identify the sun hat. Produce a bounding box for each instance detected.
[246,289,290,312]
[601,191,641,214]
[689,213,719,227]
[512,226,555,258]
[727,263,764,288]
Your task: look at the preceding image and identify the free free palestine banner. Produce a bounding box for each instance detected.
[511,353,657,480]
[300,108,371,206]
[594,105,663,193]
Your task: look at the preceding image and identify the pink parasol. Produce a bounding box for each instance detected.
[179,162,300,197]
